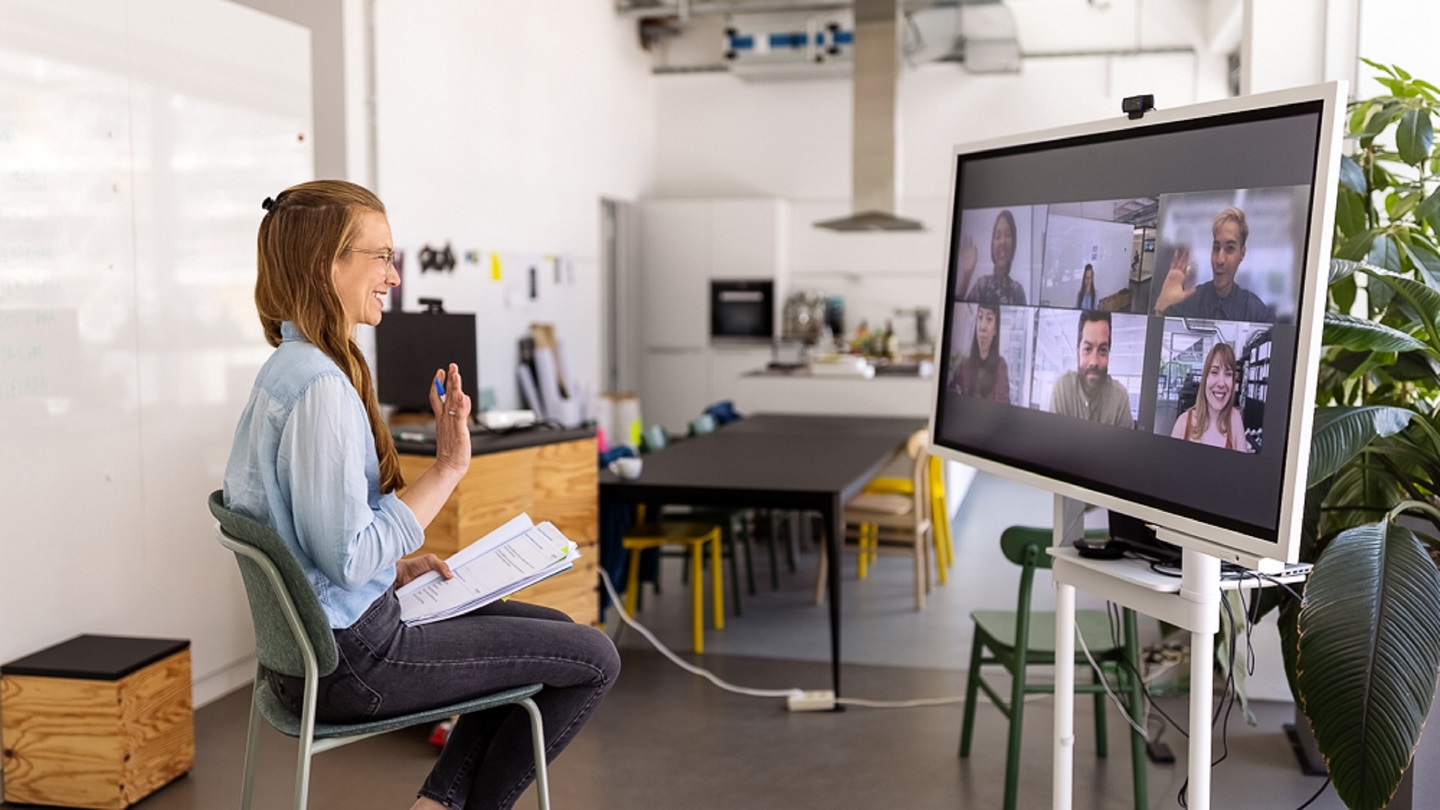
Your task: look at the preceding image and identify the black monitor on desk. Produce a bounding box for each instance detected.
[376,311,478,414]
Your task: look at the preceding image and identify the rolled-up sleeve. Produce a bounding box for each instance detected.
[279,375,423,591]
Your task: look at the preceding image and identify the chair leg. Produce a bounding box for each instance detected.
[740,513,758,596]
[518,697,551,810]
[240,677,263,810]
[912,528,925,611]
[786,511,800,572]
[959,635,985,757]
[813,538,828,606]
[857,524,870,580]
[1093,666,1109,758]
[710,529,724,630]
[1003,660,1027,810]
[624,547,643,618]
[767,511,781,590]
[690,541,704,653]
[295,684,321,810]
[1124,608,1148,810]
[722,520,743,617]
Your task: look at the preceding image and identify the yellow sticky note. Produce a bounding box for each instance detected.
[490,253,502,281]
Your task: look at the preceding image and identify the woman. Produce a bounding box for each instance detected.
[956,209,1026,305]
[1076,263,1098,309]
[1169,342,1251,452]
[949,303,1010,403]
[223,180,618,810]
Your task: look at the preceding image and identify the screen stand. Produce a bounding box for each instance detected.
[1051,494,1224,810]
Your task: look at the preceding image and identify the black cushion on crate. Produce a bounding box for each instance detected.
[1,634,189,681]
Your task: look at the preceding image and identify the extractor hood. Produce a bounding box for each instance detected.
[814,0,923,232]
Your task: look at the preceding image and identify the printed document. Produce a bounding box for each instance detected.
[396,513,581,626]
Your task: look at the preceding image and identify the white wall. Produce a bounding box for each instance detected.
[0,0,311,708]
[652,51,1220,343]
[371,1,656,411]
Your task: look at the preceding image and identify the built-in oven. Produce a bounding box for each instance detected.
[709,279,774,341]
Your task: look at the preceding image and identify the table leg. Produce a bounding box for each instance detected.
[826,497,843,700]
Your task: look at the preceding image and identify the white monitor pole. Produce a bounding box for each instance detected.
[1051,494,1227,810]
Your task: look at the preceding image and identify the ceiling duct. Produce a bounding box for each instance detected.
[814,0,922,232]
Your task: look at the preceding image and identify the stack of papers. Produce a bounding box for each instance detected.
[396,513,581,627]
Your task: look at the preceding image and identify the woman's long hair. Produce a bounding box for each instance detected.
[255,180,404,493]
[966,303,1002,399]
[1076,264,1096,307]
[1187,342,1238,443]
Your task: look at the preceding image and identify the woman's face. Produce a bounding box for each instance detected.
[1204,355,1235,411]
[990,216,1016,272]
[1082,266,1094,287]
[332,209,398,331]
[975,307,998,358]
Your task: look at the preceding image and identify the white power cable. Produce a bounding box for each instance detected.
[1074,615,1151,740]
[597,567,968,708]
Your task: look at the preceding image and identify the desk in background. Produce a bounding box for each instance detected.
[396,426,600,625]
[600,413,926,695]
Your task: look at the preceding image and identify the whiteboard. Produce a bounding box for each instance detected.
[0,0,311,702]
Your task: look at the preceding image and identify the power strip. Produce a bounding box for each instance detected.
[786,689,837,712]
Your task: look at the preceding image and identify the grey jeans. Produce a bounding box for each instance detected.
[267,590,620,809]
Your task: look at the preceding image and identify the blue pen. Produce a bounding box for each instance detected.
[435,378,446,398]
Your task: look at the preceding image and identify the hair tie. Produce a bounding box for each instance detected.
[261,196,277,212]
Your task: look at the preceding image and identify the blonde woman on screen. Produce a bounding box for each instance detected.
[1170,342,1252,452]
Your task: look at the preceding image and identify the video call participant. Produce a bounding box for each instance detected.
[1076,263,1098,309]
[956,209,1027,305]
[949,302,1010,403]
[223,180,618,810]
[1170,342,1252,452]
[1049,310,1134,428]
[1154,206,1275,322]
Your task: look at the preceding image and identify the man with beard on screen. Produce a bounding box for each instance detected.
[1049,310,1134,428]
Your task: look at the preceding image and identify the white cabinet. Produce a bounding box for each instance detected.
[637,198,789,432]
[638,200,709,349]
[709,200,788,280]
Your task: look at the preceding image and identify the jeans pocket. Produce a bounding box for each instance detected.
[317,644,383,722]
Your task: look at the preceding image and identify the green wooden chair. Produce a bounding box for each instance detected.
[959,525,1147,810]
[208,490,551,810]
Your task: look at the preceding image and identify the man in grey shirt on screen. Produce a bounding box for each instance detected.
[1050,310,1134,428]
[1154,206,1275,323]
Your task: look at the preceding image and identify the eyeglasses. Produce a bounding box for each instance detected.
[346,247,394,265]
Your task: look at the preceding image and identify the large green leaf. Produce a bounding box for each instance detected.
[1297,521,1440,810]
[1339,154,1369,196]
[1323,311,1427,353]
[1364,270,1440,350]
[1309,406,1416,487]
[1398,108,1435,166]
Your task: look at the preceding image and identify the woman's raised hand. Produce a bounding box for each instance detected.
[429,363,472,476]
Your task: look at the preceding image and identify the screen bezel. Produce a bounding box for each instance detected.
[926,81,1345,566]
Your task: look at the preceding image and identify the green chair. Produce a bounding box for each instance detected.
[959,525,1146,810]
[208,491,551,810]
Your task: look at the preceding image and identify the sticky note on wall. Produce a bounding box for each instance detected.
[490,253,502,281]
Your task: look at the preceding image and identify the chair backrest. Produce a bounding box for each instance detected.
[998,526,1052,649]
[208,490,339,679]
[904,429,930,517]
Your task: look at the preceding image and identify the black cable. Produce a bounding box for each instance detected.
[1296,777,1332,809]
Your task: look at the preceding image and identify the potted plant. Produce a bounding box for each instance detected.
[1279,60,1440,810]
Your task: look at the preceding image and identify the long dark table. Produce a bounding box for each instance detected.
[599,413,927,696]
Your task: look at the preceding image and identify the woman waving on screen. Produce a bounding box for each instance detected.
[1170,342,1252,453]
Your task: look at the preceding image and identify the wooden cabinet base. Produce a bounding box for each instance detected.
[2,646,194,810]
[400,436,600,625]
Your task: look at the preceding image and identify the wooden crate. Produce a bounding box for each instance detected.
[399,435,600,625]
[2,635,194,810]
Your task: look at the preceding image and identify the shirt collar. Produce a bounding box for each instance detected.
[279,321,306,343]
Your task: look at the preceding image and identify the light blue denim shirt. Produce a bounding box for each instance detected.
[223,322,423,628]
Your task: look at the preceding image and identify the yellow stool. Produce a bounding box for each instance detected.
[623,520,724,653]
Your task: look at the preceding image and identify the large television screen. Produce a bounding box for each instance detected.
[929,83,1345,566]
